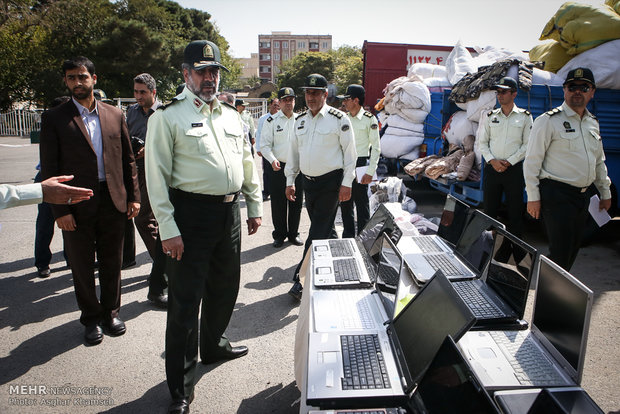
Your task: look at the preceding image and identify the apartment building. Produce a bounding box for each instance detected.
[258,31,332,82]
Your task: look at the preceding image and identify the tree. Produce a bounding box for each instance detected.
[329,45,363,94]
[277,52,334,110]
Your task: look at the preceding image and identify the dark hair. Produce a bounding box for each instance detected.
[356,95,365,107]
[62,56,95,75]
[134,73,156,92]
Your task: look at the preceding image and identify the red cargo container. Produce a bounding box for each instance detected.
[362,41,475,109]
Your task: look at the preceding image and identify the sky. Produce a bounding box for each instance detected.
[176,0,605,58]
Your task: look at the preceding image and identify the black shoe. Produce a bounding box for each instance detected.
[288,281,303,301]
[37,267,51,278]
[273,239,284,248]
[121,260,136,270]
[168,398,190,414]
[147,292,168,308]
[289,236,304,246]
[102,317,126,336]
[201,345,249,365]
[262,194,270,201]
[84,323,103,345]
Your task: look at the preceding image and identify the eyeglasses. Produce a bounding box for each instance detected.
[567,84,591,93]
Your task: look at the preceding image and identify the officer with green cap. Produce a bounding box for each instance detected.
[524,67,611,271]
[260,87,304,248]
[145,39,263,414]
[337,84,381,238]
[235,98,256,153]
[284,73,357,300]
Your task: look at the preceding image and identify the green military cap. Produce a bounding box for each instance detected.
[491,77,518,91]
[302,74,328,90]
[337,84,365,100]
[184,40,229,72]
[564,67,595,88]
[235,99,249,107]
[278,87,295,99]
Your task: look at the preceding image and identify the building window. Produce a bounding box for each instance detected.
[283,52,289,60]
[260,54,271,61]
[259,41,271,48]
[298,41,305,48]
[309,42,319,49]
[274,53,280,61]
[260,66,270,73]
[322,42,328,49]
[274,41,280,48]
[282,41,288,49]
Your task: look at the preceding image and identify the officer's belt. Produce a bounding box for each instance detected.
[541,179,588,193]
[170,187,240,203]
[302,169,343,182]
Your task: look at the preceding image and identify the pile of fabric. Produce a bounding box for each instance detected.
[379,75,431,160]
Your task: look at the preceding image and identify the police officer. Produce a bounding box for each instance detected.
[285,74,357,300]
[145,40,262,414]
[524,67,611,271]
[337,84,381,238]
[260,87,304,248]
[478,77,532,237]
[236,98,256,152]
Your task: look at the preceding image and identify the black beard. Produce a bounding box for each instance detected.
[187,78,217,102]
[72,86,92,100]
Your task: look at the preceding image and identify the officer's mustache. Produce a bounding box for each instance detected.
[200,81,216,89]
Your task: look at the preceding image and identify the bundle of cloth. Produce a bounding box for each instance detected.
[380,75,431,160]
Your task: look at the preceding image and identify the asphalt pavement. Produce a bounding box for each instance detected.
[1,136,619,413]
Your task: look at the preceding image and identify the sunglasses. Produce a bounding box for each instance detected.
[567,84,591,93]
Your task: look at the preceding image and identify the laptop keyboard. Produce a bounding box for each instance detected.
[424,253,462,277]
[340,334,391,390]
[489,331,567,386]
[377,264,399,286]
[329,239,355,257]
[333,258,362,282]
[334,292,375,330]
[412,236,443,253]
[452,282,505,319]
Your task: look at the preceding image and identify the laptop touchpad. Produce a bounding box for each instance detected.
[319,351,338,364]
[478,347,497,359]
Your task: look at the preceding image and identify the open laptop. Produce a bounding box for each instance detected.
[400,209,503,284]
[308,336,500,414]
[494,388,604,414]
[306,270,476,409]
[458,255,594,390]
[451,226,538,329]
[313,204,402,288]
[312,235,404,332]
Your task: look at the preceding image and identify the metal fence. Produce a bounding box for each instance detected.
[0,109,42,137]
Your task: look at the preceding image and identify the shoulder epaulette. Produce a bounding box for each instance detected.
[487,110,493,117]
[295,111,307,119]
[363,110,373,118]
[328,108,343,119]
[546,107,562,116]
[524,110,531,115]
[266,116,273,123]
[221,101,236,111]
[158,98,179,110]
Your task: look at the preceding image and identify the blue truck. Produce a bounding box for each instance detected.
[419,85,620,217]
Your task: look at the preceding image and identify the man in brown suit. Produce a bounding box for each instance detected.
[40,56,140,346]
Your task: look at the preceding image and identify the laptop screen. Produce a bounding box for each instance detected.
[358,204,401,257]
[485,228,537,317]
[533,257,593,379]
[412,336,499,414]
[437,195,470,246]
[390,271,475,388]
[454,209,505,274]
[374,235,403,317]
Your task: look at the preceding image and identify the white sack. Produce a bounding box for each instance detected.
[422,76,452,88]
[467,90,497,122]
[400,147,421,161]
[532,67,564,86]
[555,39,620,90]
[380,133,425,158]
[408,63,448,79]
[442,110,475,147]
[446,40,477,85]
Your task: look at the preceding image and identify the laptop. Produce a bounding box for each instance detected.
[400,209,503,284]
[308,336,500,414]
[312,235,405,332]
[451,226,538,328]
[458,255,594,390]
[306,270,476,409]
[494,388,603,414]
[313,204,402,288]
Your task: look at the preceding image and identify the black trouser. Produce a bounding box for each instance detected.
[267,161,303,241]
[483,161,525,237]
[165,189,241,401]
[341,157,370,238]
[540,179,592,271]
[261,156,270,197]
[293,169,342,280]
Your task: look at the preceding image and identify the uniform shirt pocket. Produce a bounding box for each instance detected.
[558,128,580,151]
[185,127,214,154]
[223,125,244,154]
[315,124,337,146]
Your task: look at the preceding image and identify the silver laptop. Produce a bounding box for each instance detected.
[451,226,538,329]
[400,209,503,284]
[312,236,404,332]
[306,270,476,409]
[494,387,604,414]
[458,256,594,390]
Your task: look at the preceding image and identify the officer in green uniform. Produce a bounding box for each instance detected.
[285,73,357,300]
[478,77,532,237]
[259,87,304,248]
[337,84,381,238]
[524,67,611,271]
[236,98,256,152]
[145,40,263,414]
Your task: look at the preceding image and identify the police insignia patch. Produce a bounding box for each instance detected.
[203,44,214,59]
[194,98,202,108]
[342,124,350,131]
[371,124,378,130]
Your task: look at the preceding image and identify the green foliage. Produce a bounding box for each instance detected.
[329,45,363,95]
[0,0,242,110]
